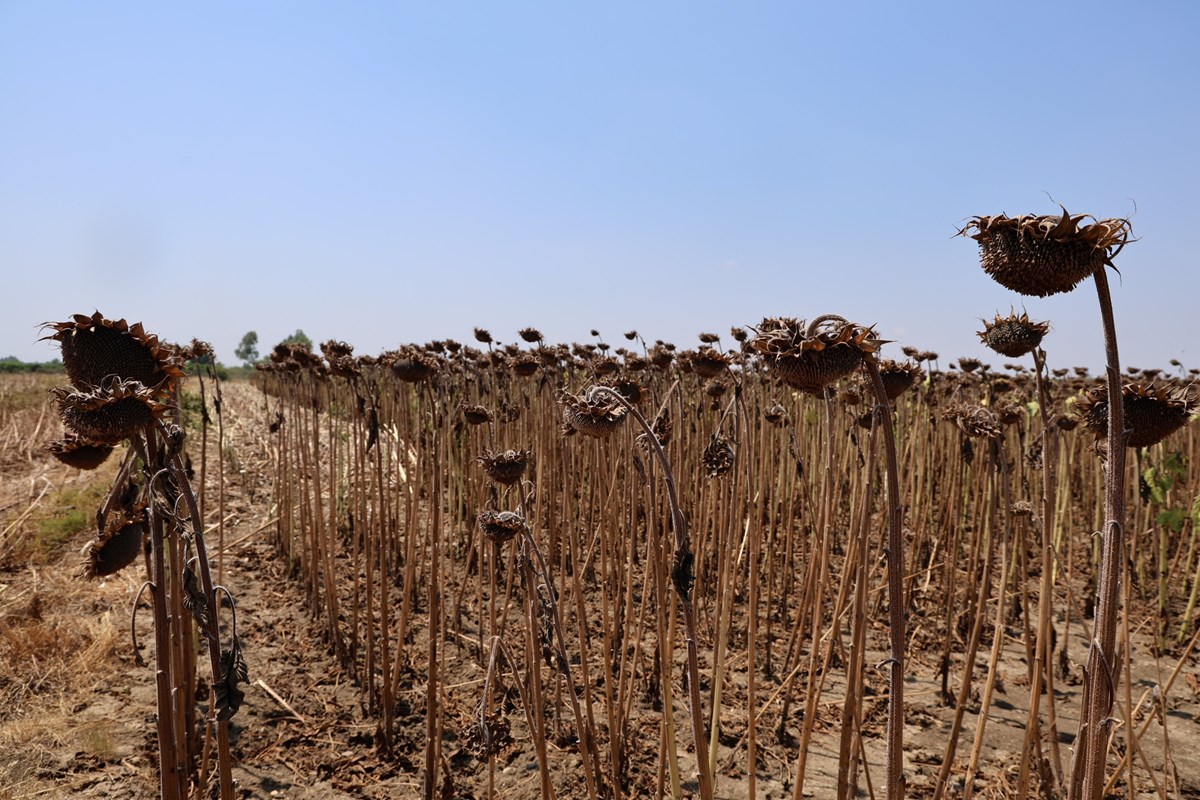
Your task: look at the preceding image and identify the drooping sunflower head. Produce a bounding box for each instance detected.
[320,340,360,378]
[702,435,735,478]
[635,405,672,453]
[763,402,790,427]
[477,510,528,545]
[44,312,185,394]
[459,403,493,426]
[688,347,733,378]
[81,506,147,579]
[648,343,675,370]
[557,387,628,438]
[45,434,115,470]
[602,377,643,406]
[509,352,540,377]
[55,379,171,445]
[877,359,925,400]
[978,311,1051,358]
[960,358,987,375]
[387,347,440,382]
[959,208,1132,297]
[942,402,1003,439]
[1076,383,1197,449]
[751,316,881,393]
[477,449,534,486]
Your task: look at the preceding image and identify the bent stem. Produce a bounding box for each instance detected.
[1074,266,1128,800]
[587,386,713,800]
[862,358,906,800]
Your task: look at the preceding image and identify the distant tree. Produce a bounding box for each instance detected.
[234,331,260,366]
[0,356,64,373]
[278,329,313,351]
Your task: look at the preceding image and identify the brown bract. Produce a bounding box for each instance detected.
[44,311,185,394]
[751,317,880,392]
[959,208,1132,297]
[55,379,170,445]
[1076,383,1197,448]
[978,312,1050,358]
[557,388,628,438]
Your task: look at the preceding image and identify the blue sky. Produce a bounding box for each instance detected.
[2,2,1197,372]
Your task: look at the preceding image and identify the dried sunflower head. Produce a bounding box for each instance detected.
[55,379,170,445]
[590,356,621,376]
[636,405,672,452]
[464,708,515,758]
[45,435,115,470]
[557,388,628,438]
[978,312,1050,358]
[959,208,1132,297]
[320,340,359,378]
[689,347,732,378]
[996,402,1024,425]
[44,312,185,394]
[751,316,880,392]
[648,344,675,370]
[460,403,493,426]
[942,402,1003,439]
[957,358,983,374]
[518,327,543,343]
[477,449,533,486]
[1076,383,1197,448]
[878,359,925,400]
[477,510,528,545]
[387,348,440,382]
[763,402,790,426]
[704,379,728,399]
[510,353,539,377]
[623,355,648,372]
[702,435,735,478]
[81,507,146,579]
[603,377,643,405]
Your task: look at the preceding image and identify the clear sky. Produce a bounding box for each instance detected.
[2,2,1197,372]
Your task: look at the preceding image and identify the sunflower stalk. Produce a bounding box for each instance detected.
[1074,266,1128,800]
[166,444,237,799]
[585,385,713,800]
[862,358,907,800]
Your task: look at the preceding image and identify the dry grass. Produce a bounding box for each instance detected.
[0,562,135,798]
